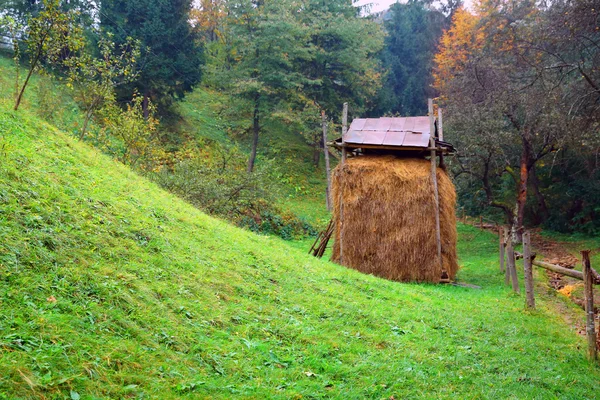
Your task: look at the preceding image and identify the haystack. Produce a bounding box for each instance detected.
[331,155,458,283]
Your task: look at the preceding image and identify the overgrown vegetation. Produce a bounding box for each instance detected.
[1,103,600,399]
[436,1,600,234]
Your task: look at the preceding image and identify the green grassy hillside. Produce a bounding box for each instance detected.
[1,103,599,399]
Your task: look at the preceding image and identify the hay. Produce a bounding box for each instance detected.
[331,155,458,283]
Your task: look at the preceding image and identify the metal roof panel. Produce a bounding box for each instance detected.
[362,130,388,145]
[402,131,430,147]
[343,116,434,149]
[382,131,407,146]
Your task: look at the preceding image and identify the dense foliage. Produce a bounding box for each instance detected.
[100,0,204,116]
[2,0,599,237]
[435,0,600,234]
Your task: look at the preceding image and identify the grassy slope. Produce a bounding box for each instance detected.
[2,104,600,399]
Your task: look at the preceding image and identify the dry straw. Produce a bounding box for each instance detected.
[331,155,458,283]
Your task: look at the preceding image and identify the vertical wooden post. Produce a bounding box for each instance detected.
[339,103,348,265]
[505,237,512,286]
[508,240,520,293]
[322,111,331,211]
[480,215,483,231]
[499,226,505,273]
[437,108,444,141]
[437,108,446,170]
[582,250,597,361]
[341,103,348,163]
[523,231,535,308]
[428,99,443,274]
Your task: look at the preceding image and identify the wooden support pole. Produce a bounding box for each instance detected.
[582,250,597,361]
[341,103,348,163]
[437,108,444,141]
[322,111,331,211]
[437,108,446,170]
[338,103,348,265]
[499,226,505,273]
[506,240,519,293]
[505,238,512,286]
[428,99,443,274]
[523,231,535,308]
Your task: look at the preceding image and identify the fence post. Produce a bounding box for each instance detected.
[523,231,535,308]
[582,250,597,361]
[505,233,511,286]
[506,240,519,293]
[499,226,505,273]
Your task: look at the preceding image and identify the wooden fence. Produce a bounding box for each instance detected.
[499,227,598,361]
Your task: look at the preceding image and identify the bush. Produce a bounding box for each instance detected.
[153,144,317,239]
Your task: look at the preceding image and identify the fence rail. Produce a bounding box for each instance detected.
[499,227,597,361]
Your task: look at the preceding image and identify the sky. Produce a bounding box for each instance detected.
[355,0,473,14]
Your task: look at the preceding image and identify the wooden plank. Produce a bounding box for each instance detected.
[334,142,453,153]
[429,98,443,276]
[523,231,535,308]
[582,250,597,361]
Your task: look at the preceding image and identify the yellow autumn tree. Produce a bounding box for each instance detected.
[433,7,483,96]
[191,0,227,42]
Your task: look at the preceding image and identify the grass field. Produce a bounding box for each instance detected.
[1,96,600,399]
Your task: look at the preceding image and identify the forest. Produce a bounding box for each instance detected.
[3,0,597,236]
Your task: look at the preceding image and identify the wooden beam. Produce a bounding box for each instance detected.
[429,98,443,275]
[532,258,584,280]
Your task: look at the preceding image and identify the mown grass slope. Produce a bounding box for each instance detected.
[1,103,599,399]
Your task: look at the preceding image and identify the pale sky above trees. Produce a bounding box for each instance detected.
[356,0,473,13]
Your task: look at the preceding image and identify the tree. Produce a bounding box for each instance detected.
[217,0,314,172]
[300,0,384,162]
[191,0,227,42]
[100,0,204,117]
[64,33,141,138]
[434,1,599,236]
[13,0,85,111]
[376,0,446,116]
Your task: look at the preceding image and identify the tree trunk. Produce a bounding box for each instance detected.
[142,92,150,120]
[14,65,36,111]
[247,100,259,173]
[528,164,549,224]
[313,142,320,167]
[513,142,531,242]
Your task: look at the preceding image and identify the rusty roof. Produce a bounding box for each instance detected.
[344,117,432,148]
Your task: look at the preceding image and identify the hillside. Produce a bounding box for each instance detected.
[1,104,600,399]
